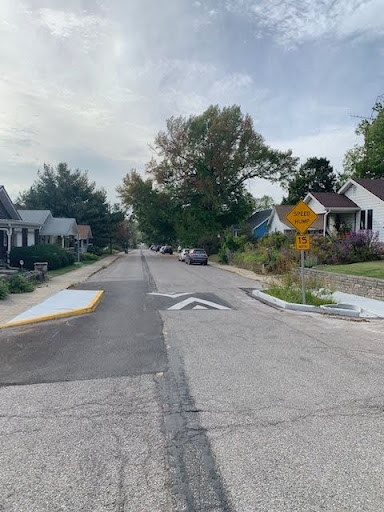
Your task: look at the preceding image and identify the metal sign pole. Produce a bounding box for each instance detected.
[301,249,305,304]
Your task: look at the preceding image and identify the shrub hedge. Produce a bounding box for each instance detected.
[10,245,75,270]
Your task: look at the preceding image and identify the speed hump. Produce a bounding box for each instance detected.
[295,234,311,251]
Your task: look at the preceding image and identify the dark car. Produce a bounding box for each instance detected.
[162,245,173,255]
[185,248,208,265]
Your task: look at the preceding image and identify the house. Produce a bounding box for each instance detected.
[303,192,360,235]
[304,178,384,240]
[268,205,324,235]
[78,225,93,253]
[0,186,40,263]
[0,185,82,264]
[248,209,272,239]
[18,211,79,248]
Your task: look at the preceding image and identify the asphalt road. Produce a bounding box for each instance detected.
[1,249,384,511]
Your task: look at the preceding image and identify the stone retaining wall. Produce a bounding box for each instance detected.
[293,268,384,301]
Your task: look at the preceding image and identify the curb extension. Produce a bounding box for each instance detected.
[0,291,104,329]
[251,290,370,319]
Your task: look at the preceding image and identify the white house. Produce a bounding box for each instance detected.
[304,178,384,241]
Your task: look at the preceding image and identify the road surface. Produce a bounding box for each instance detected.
[0,249,384,511]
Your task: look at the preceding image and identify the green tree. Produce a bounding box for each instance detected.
[117,170,176,244]
[17,163,113,247]
[282,157,339,204]
[146,105,297,242]
[343,101,384,179]
[253,194,275,211]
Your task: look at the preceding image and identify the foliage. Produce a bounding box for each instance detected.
[218,233,248,263]
[10,245,75,270]
[253,195,275,211]
[343,101,384,179]
[80,252,99,262]
[0,280,9,300]
[17,163,122,247]
[310,231,383,265]
[87,245,103,256]
[266,273,335,306]
[196,234,221,256]
[117,170,177,244]
[118,105,298,245]
[282,157,339,204]
[8,274,35,293]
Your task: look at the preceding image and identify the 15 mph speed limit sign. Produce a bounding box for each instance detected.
[295,234,311,250]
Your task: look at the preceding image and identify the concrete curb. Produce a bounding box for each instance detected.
[252,290,365,318]
[0,290,104,329]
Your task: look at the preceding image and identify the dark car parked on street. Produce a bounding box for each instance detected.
[185,248,208,265]
[162,245,173,255]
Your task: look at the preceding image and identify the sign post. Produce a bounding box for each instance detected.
[286,201,318,305]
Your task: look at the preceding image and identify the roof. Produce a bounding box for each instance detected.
[248,209,272,230]
[309,192,359,208]
[0,186,21,220]
[273,205,324,230]
[353,178,384,201]
[18,210,52,225]
[40,217,78,236]
[78,224,93,239]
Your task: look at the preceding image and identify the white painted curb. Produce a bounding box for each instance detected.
[252,290,364,318]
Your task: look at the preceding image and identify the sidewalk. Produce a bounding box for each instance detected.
[0,254,121,325]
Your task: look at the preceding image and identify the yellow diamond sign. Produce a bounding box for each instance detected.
[286,201,318,234]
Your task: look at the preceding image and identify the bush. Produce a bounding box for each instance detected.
[197,235,221,256]
[87,245,103,256]
[310,231,383,265]
[10,245,75,271]
[0,280,9,299]
[81,252,99,262]
[8,274,35,293]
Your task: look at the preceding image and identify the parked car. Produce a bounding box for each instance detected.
[162,245,173,255]
[178,248,189,261]
[156,245,162,252]
[185,248,208,265]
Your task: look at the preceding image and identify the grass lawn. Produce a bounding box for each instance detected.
[315,260,384,279]
[47,259,100,277]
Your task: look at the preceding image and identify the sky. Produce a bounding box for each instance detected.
[1,0,384,204]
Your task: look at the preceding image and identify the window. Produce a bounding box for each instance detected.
[22,228,28,247]
[34,229,39,245]
[360,210,366,229]
[367,209,373,230]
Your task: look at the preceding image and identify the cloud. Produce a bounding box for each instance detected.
[225,0,384,47]
[270,125,361,173]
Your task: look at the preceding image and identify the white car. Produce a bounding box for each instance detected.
[178,248,190,261]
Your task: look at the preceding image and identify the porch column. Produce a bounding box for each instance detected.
[6,227,12,265]
[62,237,65,248]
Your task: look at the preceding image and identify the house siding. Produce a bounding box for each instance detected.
[269,214,293,234]
[344,183,384,240]
[253,220,269,239]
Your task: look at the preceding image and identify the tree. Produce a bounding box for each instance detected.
[282,157,339,204]
[253,194,275,211]
[17,163,113,247]
[343,101,384,179]
[117,170,177,244]
[145,105,297,242]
